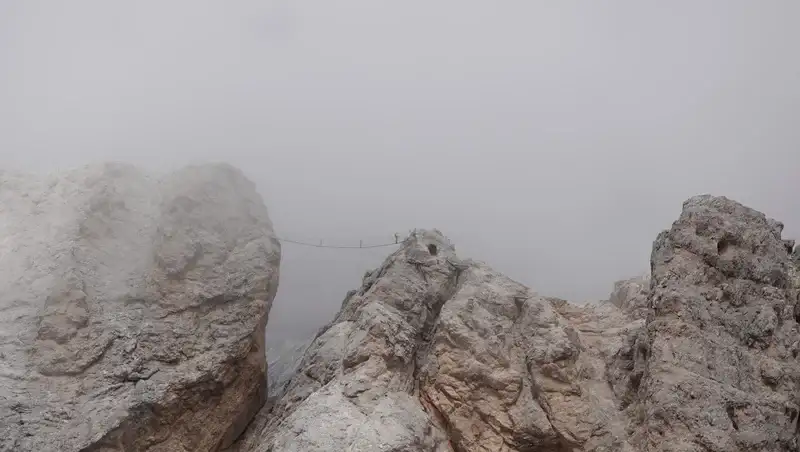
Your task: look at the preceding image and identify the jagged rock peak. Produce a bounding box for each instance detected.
[0,163,280,452]
[232,228,641,451]
[237,195,800,452]
[628,194,800,451]
[8,176,799,452]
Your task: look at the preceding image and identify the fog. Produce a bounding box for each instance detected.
[2,1,799,341]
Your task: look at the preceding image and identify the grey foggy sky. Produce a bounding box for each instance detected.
[2,2,799,340]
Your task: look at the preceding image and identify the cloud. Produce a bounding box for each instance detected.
[2,1,799,340]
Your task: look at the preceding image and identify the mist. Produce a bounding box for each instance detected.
[2,1,799,341]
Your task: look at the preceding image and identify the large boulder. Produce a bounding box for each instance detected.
[628,195,800,451]
[231,230,639,451]
[0,163,280,452]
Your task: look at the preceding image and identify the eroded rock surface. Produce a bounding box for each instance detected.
[608,273,651,320]
[626,195,800,451]
[232,231,642,451]
[231,231,457,452]
[0,163,280,452]
[234,195,800,452]
[9,175,796,452]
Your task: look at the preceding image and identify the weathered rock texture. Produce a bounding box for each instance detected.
[0,163,280,452]
[627,195,800,451]
[231,231,642,451]
[233,195,800,452]
[7,174,797,452]
[608,273,651,320]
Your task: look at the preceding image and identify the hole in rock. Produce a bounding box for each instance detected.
[717,238,731,255]
[427,244,438,256]
[726,405,739,431]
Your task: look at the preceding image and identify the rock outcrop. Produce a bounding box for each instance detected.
[233,195,800,452]
[628,195,800,451]
[231,231,642,451]
[5,168,798,452]
[0,163,280,452]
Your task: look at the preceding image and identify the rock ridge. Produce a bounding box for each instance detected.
[232,230,641,451]
[235,195,800,452]
[5,172,800,452]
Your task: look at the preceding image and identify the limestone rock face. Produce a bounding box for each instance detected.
[231,230,458,452]
[0,163,280,452]
[12,176,794,452]
[628,195,800,451]
[234,195,800,451]
[608,273,651,320]
[232,231,641,451]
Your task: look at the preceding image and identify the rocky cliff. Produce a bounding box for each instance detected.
[4,168,798,452]
[233,196,800,451]
[0,163,280,452]
[230,230,643,451]
[628,195,800,451]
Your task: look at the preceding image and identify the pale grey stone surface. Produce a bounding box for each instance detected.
[231,230,456,452]
[234,195,800,452]
[7,174,798,452]
[628,195,800,451]
[608,273,651,320]
[232,231,640,451]
[0,163,280,452]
